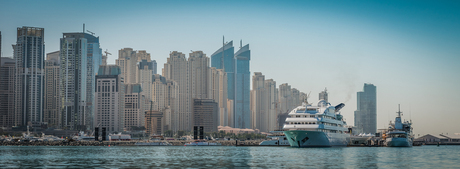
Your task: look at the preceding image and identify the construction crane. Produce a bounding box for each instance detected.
[86,30,95,35]
[104,49,112,56]
[304,91,311,104]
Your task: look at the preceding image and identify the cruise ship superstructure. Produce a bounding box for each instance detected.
[385,105,413,147]
[283,100,350,147]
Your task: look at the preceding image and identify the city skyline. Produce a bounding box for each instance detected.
[1,0,460,136]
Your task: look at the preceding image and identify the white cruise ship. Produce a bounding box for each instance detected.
[283,100,350,147]
[385,105,413,147]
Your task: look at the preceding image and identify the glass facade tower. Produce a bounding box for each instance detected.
[211,41,235,100]
[234,44,251,129]
[13,27,45,127]
[60,32,101,130]
[354,83,377,134]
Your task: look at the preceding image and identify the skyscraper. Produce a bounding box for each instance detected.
[208,67,228,126]
[138,59,153,111]
[44,51,61,128]
[60,32,101,130]
[319,88,328,102]
[116,48,137,84]
[151,74,178,131]
[94,65,124,133]
[278,83,292,114]
[14,26,45,127]
[234,43,251,128]
[211,40,234,124]
[0,57,16,127]
[354,83,377,134]
[251,72,266,131]
[264,79,279,131]
[163,51,191,131]
[250,73,280,132]
[189,51,209,99]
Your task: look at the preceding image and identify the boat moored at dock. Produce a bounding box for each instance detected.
[283,100,350,147]
[185,140,222,146]
[259,131,290,146]
[385,105,413,147]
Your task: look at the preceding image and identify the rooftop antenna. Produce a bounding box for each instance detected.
[397,104,402,118]
[83,23,85,33]
[240,39,242,48]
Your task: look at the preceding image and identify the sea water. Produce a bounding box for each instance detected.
[0,145,458,168]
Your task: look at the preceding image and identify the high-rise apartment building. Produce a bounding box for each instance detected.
[124,84,144,130]
[151,74,178,131]
[60,32,101,130]
[44,51,61,128]
[211,41,234,124]
[208,67,228,126]
[279,83,293,114]
[264,79,279,131]
[138,60,153,111]
[116,48,137,84]
[0,57,16,127]
[251,72,266,131]
[193,99,218,132]
[163,51,191,131]
[94,65,124,133]
[319,88,328,102]
[13,27,45,127]
[136,50,151,62]
[292,88,300,107]
[189,51,209,100]
[354,83,377,134]
[250,73,280,132]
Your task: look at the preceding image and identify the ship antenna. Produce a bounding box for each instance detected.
[397,104,402,118]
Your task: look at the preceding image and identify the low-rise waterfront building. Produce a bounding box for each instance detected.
[218,126,260,134]
[193,99,218,133]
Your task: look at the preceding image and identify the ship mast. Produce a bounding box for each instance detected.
[397,104,402,118]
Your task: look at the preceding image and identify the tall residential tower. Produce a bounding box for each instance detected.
[13,27,45,127]
[60,32,101,130]
[354,83,377,134]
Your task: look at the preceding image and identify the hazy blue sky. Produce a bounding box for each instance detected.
[1,0,459,136]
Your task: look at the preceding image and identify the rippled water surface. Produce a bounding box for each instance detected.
[0,145,459,168]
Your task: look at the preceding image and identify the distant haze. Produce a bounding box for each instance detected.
[1,0,459,136]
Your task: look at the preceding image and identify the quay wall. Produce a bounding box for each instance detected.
[0,140,263,146]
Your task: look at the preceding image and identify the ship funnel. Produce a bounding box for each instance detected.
[335,103,345,112]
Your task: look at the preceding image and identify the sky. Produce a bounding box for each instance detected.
[1,0,459,136]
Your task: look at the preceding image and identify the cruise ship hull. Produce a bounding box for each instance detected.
[283,130,349,147]
[385,138,412,147]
